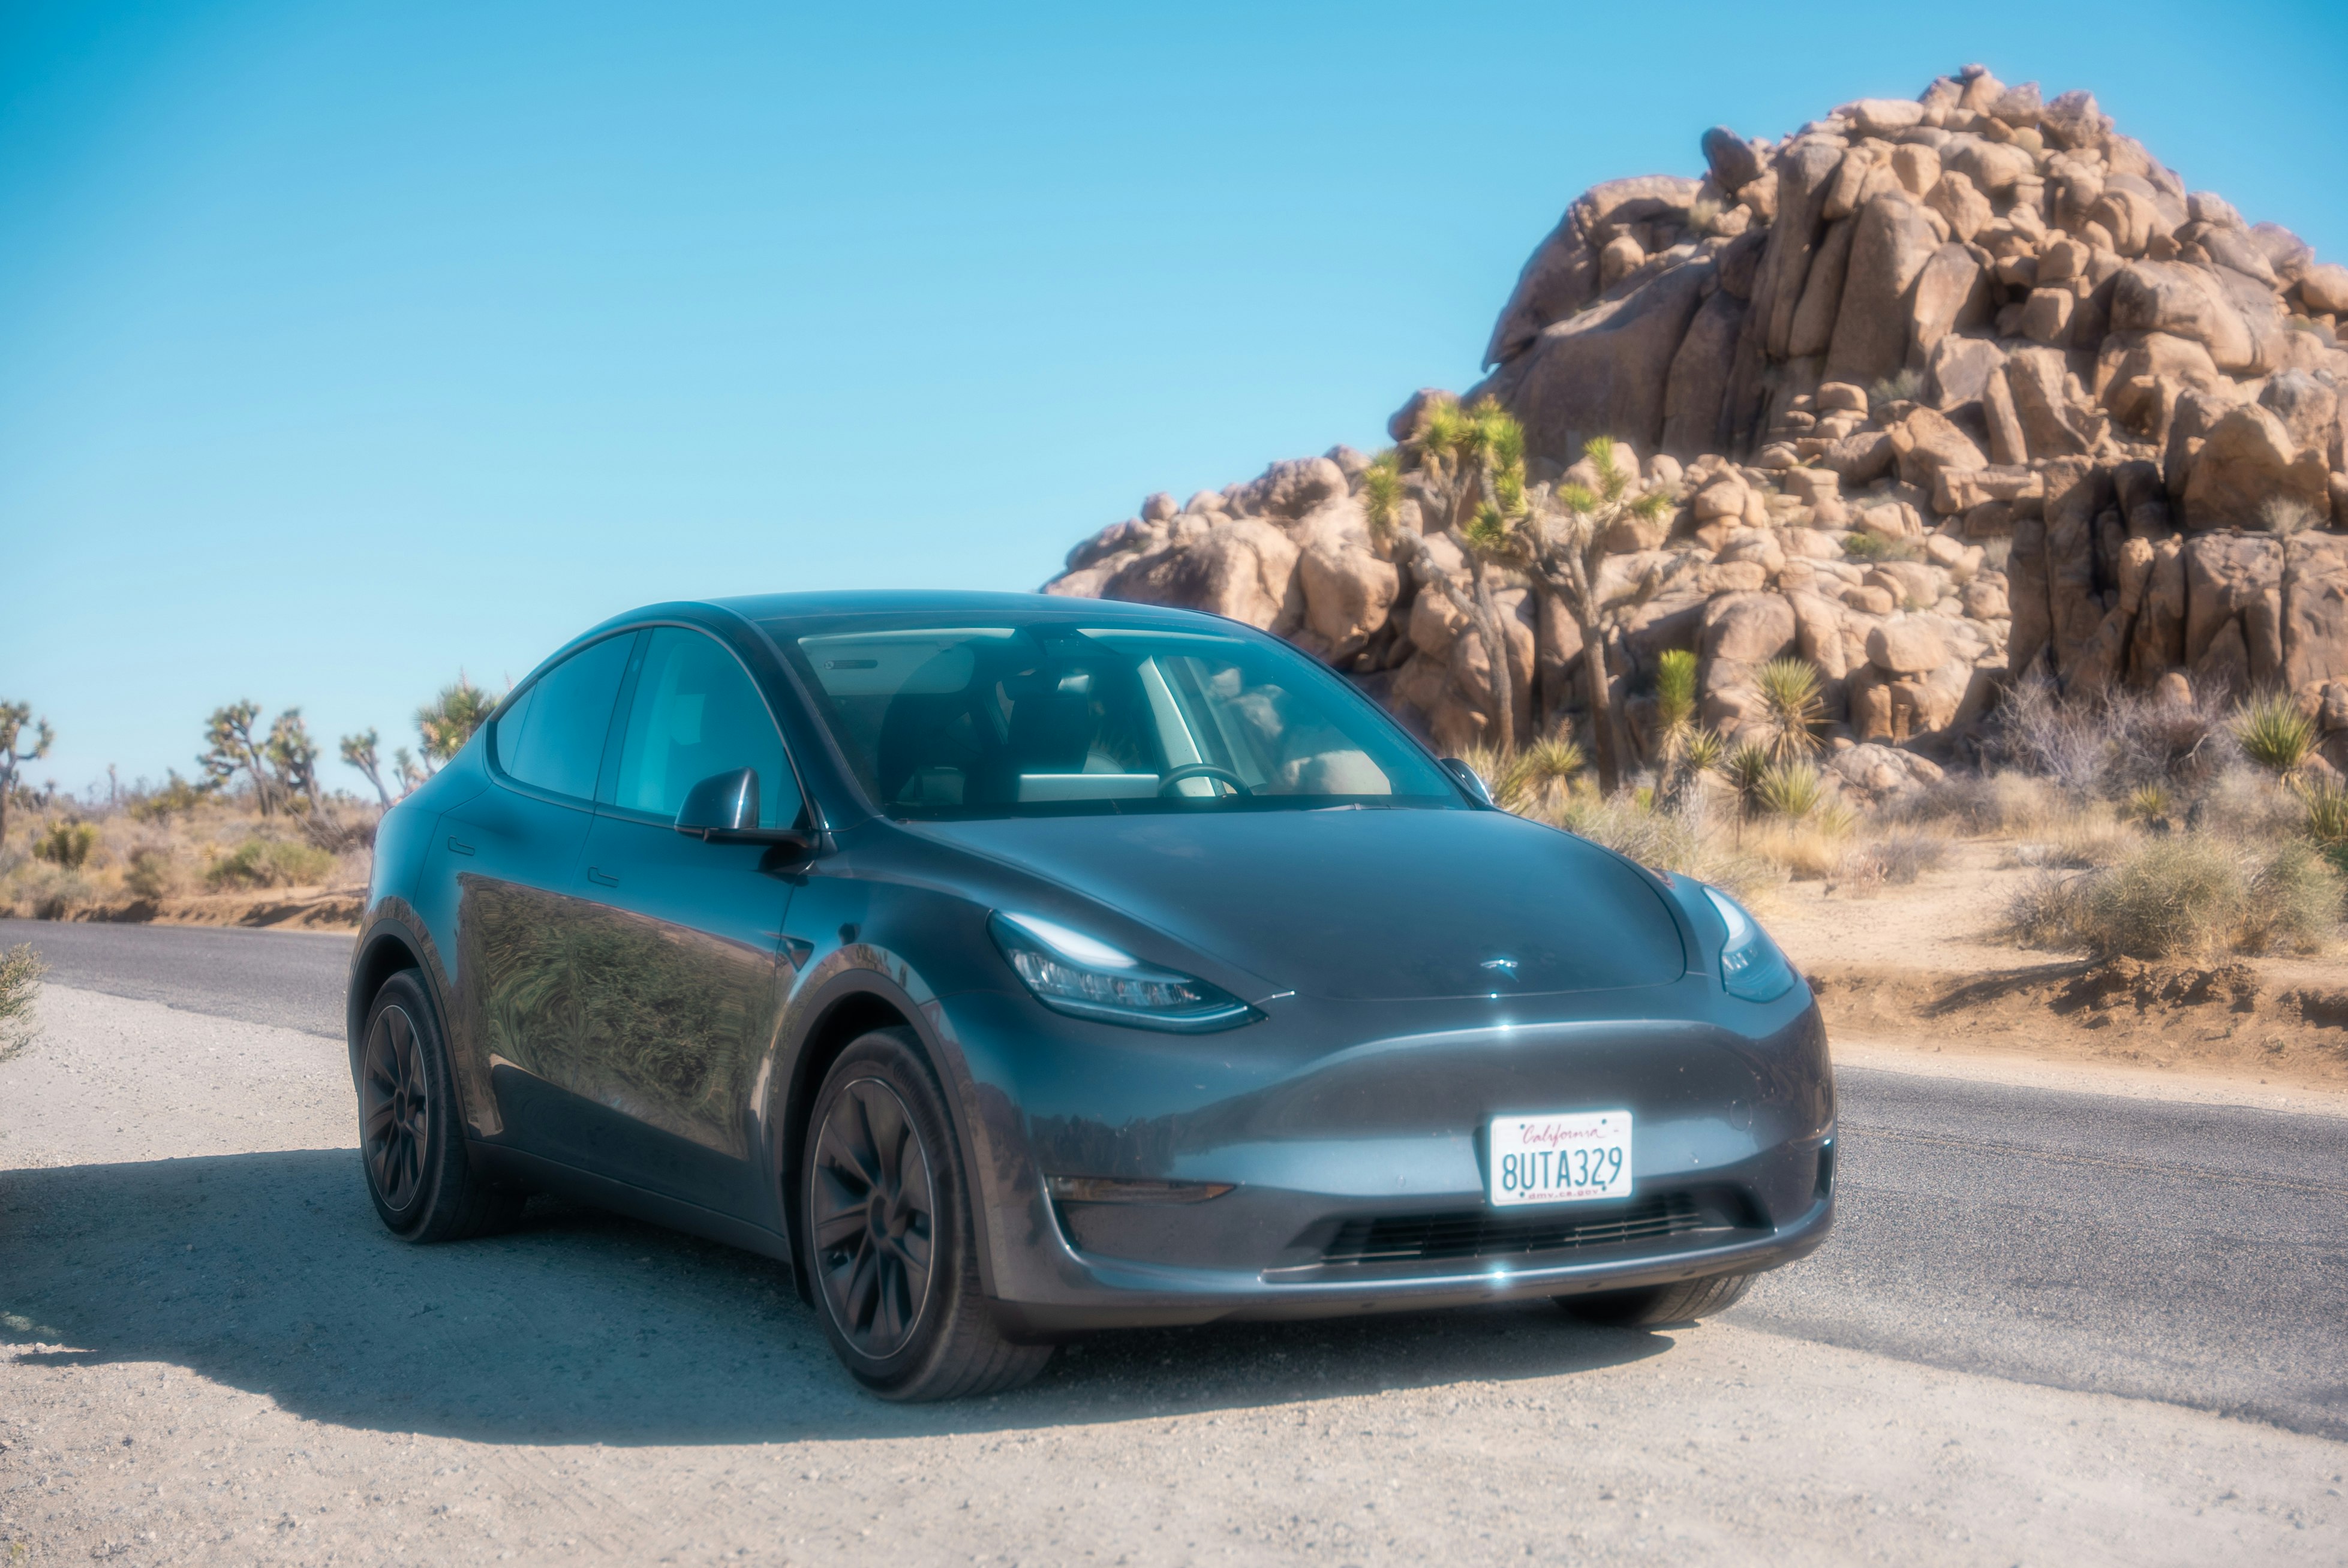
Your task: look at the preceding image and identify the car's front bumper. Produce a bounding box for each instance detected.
[931,976,1837,1335]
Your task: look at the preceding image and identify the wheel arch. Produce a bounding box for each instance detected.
[772,972,984,1306]
[346,912,447,1082]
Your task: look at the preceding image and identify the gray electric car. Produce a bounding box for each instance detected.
[347,591,1834,1400]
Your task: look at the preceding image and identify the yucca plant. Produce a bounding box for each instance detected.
[1511,734,1587,815]
[2299,776,2348,848]
[2122,782,2173,827]
[2233,690,2318,777]
[1656,724,1725,816]
[1754,758,1829,820]
[1722,740,1774,820]
[1753,657,1826,762]
[1653,649,1698,743]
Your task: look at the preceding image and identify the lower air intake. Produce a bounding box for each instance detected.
[1316,1192,1712,1269]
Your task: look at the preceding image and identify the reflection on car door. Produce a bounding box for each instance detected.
[437,631,638,1143]
[554,627,804,1220]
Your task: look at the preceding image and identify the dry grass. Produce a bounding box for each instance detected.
[1541,787,1781,906]
[1745,814,1857,880]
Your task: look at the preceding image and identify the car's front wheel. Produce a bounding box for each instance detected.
[1558,1271,1753,1327]
[802,1028,1051,1401]
[357,970,523,1242]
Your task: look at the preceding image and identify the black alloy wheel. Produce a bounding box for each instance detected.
[800,1029,1051,1400]
[356,970,523,1242]
[362,1002,432,1214]
[809,1076,938,1361]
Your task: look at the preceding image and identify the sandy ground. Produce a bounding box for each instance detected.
[1764,835,2348,1091]
[5,982,2346,1565]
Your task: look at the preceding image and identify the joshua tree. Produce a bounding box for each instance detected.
[1516,436,1682,796]
[0,700,55,848]
[417,675,497,768]
[200,701,280,815]
[341,729,394,806]
[1363,401,1527,755]
[266,709,324,815]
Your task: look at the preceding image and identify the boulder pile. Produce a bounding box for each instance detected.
[1043,67,2348,777]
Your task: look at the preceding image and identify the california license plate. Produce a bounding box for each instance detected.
[1489,1110,1634,1205]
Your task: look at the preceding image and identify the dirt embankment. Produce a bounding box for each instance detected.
[44,884,363,933]
[1764,835,2348,1087]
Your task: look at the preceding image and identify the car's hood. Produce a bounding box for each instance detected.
[904,807,1688,1000]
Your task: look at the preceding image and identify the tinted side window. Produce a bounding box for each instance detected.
[495,634,635,800]
[614,628,801,829]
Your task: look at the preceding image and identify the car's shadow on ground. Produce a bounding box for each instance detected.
[3,1149,1679,1444]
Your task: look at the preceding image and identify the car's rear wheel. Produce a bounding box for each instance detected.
[358,970,523,1242]
[802,1028,1051,1401]
[1558,1271,1753,1327]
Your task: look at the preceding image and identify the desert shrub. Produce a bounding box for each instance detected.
[1866,366,1926,414]
[2015,834,2341,958]
[33,820,97,869]
[124,847,180,899]
[1555,790,1779,905]
[0,941,44,1063]
[206,836,336,891]
[1991,676,2236,800]
[1883,771,2058,834]
[2239,841,2341,953]
[1841,830,1947,887]
[2004,870,2094,949]
[2233,690,2318,777]
[128,772,211,824]
[1840,531,1918,563]
[2194,765,2306,842]
[1,862,97,919]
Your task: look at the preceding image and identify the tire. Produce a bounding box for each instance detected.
[801,1028,1051,1401]
[357,970,524,1243]
[1558,1271,1754,1328]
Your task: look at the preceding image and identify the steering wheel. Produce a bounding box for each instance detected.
[1158,763,1249,797]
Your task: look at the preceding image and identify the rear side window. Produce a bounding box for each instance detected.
[612,628,802,829]
[494,634,634,800]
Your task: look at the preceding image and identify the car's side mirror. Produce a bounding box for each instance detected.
[1439,757,1495,807]
[675,767,819,851]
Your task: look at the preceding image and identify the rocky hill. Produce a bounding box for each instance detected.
[1042,65,2348,783]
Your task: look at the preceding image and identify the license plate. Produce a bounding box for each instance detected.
[1489,1110,1633,1206]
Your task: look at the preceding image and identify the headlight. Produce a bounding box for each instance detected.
[1701,886,1796,1003]
[989,912,1259,1033]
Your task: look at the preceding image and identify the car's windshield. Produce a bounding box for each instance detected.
[773,617,1463,818]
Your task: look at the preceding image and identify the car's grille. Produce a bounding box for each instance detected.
[1315,1192,1712,1270]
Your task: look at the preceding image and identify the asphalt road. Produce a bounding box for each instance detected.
[7,918,2343,1444]
[0,917,351,1039]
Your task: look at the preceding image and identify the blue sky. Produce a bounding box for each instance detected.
[4,0,2343,794]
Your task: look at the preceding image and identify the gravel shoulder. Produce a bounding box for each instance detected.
[5,981,2346,1564]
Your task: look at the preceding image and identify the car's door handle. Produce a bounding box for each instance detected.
[586,866,620,888]
[446,838,475,856]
